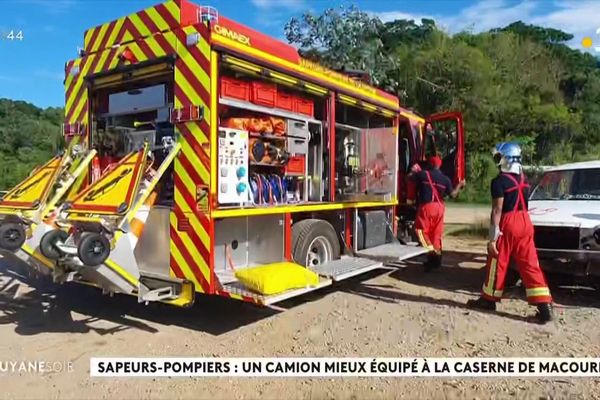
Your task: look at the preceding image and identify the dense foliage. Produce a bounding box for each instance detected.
[286,7,600,201]
[0,99,63,190]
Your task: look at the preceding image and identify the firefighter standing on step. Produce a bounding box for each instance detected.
[467,142,553,323]
[411,155,465,271]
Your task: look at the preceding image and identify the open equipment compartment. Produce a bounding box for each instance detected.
[216,56,328,210]
[37,58,194,307]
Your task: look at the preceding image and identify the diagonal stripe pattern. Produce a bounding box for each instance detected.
[64,1,215,294]
[170,22,213,294]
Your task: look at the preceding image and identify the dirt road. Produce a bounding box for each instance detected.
[444,203,489,225]
[1,230,600,399]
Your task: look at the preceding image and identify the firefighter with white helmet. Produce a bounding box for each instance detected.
[467,142,553,323]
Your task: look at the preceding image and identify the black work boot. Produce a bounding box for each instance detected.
[424,253,441,272]
[423,254,433,271]
[466,297,497,311]
[432,253,442,269]
[536,303,553,323]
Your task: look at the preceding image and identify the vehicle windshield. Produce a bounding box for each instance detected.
[530,168,600,200]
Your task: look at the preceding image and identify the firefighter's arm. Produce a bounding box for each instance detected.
[406,164,421,205]
[488,197,503,257]
[449,180,466,198]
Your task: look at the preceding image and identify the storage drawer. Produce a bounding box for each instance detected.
[276,91,294,112]
[287,136,308,154]
[287,120,309,154]
[293,96,314,117]
[221,77,250,102]
[285,155,306,175]
[251,81,277,107]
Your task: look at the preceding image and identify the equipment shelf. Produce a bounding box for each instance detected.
[249,161,285,167]
[249,133,287,140]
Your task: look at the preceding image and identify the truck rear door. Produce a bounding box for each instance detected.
[425,112,465,185]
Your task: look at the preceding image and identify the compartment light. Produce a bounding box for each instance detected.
[186,32,200,47]
[338,94,358,105]
[70,65,80,77]
[270,71,297,85]
[361,102,377,112]
[223,56,261,73]
[381,109,396,118]
[304,83,327,96]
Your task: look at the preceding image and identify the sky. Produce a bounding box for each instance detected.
[0,0,599,108]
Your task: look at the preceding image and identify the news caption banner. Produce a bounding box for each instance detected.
[91,358,600,378]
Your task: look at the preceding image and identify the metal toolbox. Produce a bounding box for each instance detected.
[287,120,309,155]
[360,210,387,249]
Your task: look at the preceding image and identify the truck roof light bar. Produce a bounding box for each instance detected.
[198,6,218,24]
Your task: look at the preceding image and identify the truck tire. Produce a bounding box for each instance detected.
[291,219,313,257]
[40,229,69,260]
[77,233,110,267]
[0,222,26,251]
[292,219,340,268]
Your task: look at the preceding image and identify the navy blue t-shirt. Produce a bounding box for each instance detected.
[414,169,453,205]
[491,173,530,213]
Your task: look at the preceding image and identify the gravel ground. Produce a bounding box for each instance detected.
[444,203,489,225]
[1,229,600,399]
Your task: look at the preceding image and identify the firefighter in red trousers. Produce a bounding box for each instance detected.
[467,142,553,323]
[411,155,465,271]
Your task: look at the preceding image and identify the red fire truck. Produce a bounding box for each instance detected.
[0,1,464,307]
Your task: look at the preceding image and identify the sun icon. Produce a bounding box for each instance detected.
[582,36,593,48]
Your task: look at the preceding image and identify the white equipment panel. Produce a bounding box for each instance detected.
[218,128,249,205]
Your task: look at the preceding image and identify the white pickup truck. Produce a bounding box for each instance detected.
[528,161,600,282]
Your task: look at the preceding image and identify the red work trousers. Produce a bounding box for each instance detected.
[481,211,552,304]
[415,202,445,254]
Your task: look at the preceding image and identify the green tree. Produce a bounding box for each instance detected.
[0,99,63,190]
[285,7,600,201]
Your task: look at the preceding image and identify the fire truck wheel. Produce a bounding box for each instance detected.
[292,219,340,269]
[0,223,26,251]
[77,233,110,267]
[40,229,69,260]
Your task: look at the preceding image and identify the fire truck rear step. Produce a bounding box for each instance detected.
[138,272,193,303]
[357,242,428,264]
[311,257,383,281]
[220,277,332,305]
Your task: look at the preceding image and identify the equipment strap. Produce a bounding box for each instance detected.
[502,173,530,211]
[424,171,442,204]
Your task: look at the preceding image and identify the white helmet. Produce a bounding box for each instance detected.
[493,142,522,174]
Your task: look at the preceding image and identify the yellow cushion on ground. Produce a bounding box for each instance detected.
[235,262,320,295]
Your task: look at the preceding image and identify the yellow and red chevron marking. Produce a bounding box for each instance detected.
[83,0,180,55]
[64,28,179,127]
[170,22,213,294]
[174,24,211,113]
[64,23,210,127]
[169,121,212,293]
[64,10,214,294]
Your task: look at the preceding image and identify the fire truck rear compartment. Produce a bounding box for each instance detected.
[41,63,196,305]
